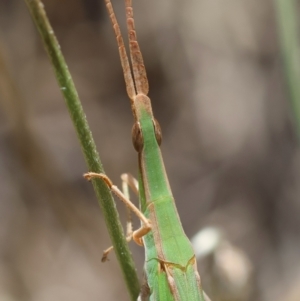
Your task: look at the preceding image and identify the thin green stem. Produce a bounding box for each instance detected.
[24,0,140,299]
[275,0,300,135]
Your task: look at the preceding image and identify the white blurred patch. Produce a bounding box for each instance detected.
[192,227,253,301]
[192,226,222,259]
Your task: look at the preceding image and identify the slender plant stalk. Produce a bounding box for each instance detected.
[275,0,300,135]
[24,0,140,299]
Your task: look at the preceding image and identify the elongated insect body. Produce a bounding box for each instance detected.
[134,99,204,300]
[86,1,207,300]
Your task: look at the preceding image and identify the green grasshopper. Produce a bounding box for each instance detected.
[85,0,206,300]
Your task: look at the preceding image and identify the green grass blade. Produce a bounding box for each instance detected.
[24,0,140,299]
[275,0,300,135]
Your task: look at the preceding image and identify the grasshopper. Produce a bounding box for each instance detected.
[85,1,207,300]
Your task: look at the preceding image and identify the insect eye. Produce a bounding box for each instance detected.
[153,119,162,146]
[132,122,144,152]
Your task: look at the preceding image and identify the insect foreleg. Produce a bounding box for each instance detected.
[84,172,151,252]
[121,173,139,196]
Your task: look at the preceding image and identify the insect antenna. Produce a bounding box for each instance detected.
[104,0,136,102]
[125,0,149,96]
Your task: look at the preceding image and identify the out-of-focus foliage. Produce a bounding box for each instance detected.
[0,0,299,301]
[275,0,300,136]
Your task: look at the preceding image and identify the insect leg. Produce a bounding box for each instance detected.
[84,172,151,246]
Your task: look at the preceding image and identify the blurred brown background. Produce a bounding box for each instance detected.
[0,0,299,300]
